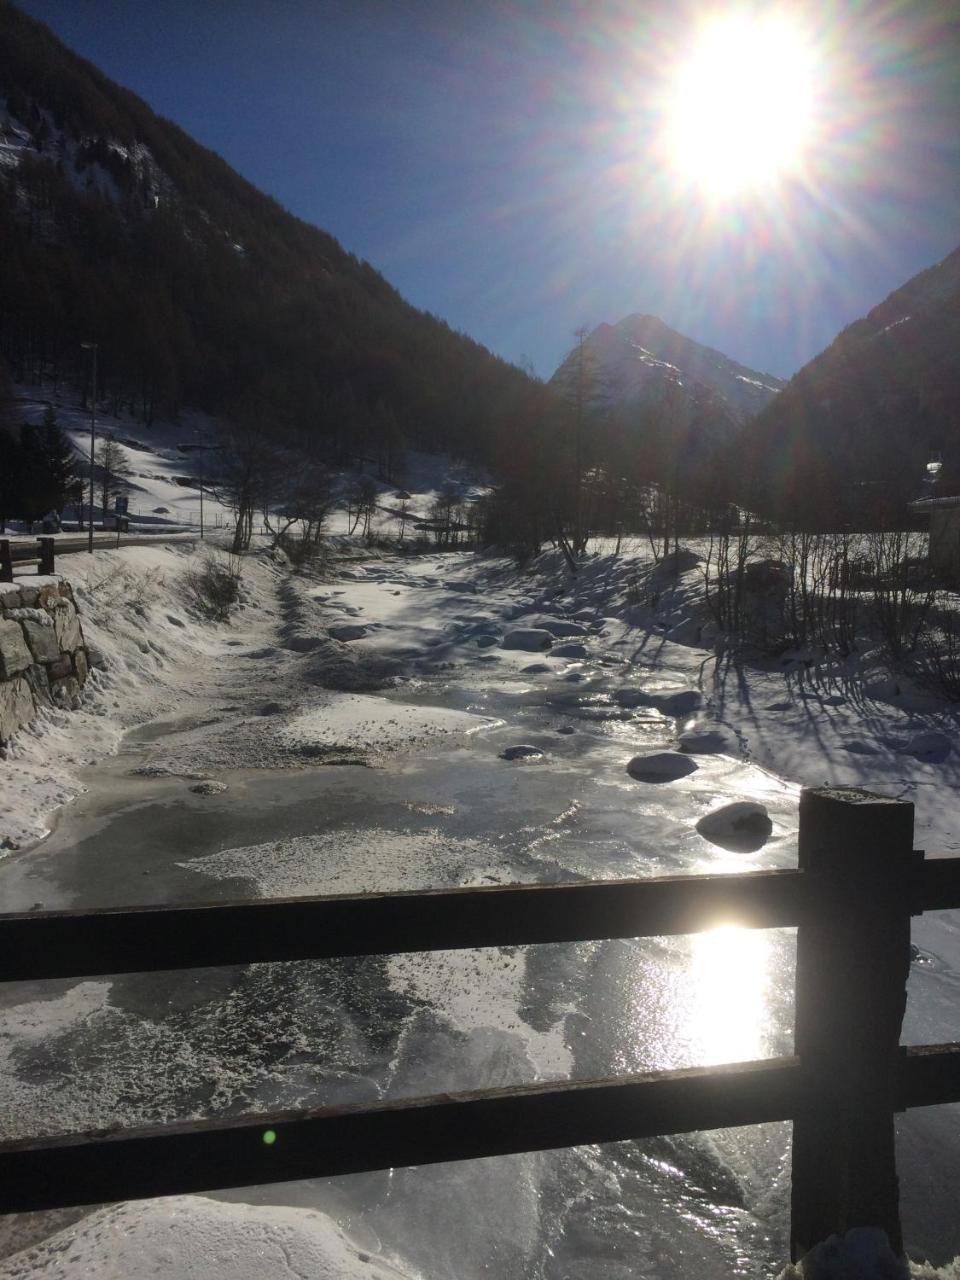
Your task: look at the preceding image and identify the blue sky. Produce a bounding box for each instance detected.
[16,0,960,380]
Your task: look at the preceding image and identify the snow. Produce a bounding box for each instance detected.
[0,1196,414,1280]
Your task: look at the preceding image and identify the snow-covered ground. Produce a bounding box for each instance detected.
[2,530,960,1278]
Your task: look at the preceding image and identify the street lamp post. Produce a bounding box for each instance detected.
[81,342,98,553]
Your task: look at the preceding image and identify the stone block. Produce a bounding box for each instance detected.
[0,675,35,743]
[0,585,22,610]
[38,584,63,609]
[18,586,39,608]
[47,656,73,681]
[53,600,83,652]
[51,675,80,703]
[23,619,61,664]
[0,619,32,679]
[73,648,89,685]
[25,664,50,702]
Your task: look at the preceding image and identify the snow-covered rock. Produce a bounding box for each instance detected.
[696,801,773,851]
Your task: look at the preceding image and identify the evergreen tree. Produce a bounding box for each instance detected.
[38,404,79,515]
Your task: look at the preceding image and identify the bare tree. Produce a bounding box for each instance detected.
[214,419,283,553]
[95,437,132,518]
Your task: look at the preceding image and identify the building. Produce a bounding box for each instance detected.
[910,495,960,581]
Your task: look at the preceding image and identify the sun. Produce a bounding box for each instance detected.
[661,12,818,200]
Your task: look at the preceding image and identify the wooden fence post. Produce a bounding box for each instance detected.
[790,786,916,1260]
[0,540,11,583]
[37,537,55,576]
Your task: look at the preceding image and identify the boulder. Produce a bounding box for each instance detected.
[534,619,588,638]
[626,752,699,783]
[501,628,554,652]
[552,642,589,659]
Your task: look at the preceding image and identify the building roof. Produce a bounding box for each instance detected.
[909,495,960,511]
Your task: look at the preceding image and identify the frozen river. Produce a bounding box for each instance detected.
[1,549,959,1276]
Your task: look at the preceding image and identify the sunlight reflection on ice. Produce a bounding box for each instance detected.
[687,925,772,1066]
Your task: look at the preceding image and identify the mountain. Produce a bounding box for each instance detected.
[549,314,785,435]
[0,0,536,473]
[740,246,960,525]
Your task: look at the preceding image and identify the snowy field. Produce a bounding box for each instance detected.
[1,527,960,1278]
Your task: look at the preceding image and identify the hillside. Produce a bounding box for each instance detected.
[0,0,536,470]
[740,244,960,525]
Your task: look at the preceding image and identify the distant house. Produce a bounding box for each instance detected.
[910,496,960,580]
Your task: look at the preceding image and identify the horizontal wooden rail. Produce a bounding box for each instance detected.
[0,870,809,981]
[0,1058,804,1214]
[3,857,959,984]
[2,1045,957,1216]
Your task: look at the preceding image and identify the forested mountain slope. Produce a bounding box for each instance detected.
[740,244,960,525]
[0,0,536,467]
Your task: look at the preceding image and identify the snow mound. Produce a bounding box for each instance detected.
[696,801,773,852]
[0,1195,413,1280]
[626,752,698,783]
[775,1227,960,1277]
[280,694,494,755]
[188,780,228,796]
[501,628,554,652]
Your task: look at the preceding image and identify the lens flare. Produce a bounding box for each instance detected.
[660,12,819,200]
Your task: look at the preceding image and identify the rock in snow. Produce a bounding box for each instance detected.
[501,628,554,651]
[552,642,589,659]
[626,752,698,783]
[534,619,588,638]
[696,801,773,852]
[328,623,368,642]
[501,744,544,761]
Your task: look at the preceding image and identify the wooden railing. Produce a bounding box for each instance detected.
[0,536,56,579]
[2,786,960,1263]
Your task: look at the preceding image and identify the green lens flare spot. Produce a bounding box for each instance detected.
[262,1129,278,1146]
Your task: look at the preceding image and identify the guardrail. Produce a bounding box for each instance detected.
[2,786,959,1264]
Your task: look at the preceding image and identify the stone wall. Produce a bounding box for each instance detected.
[0,580,88,746]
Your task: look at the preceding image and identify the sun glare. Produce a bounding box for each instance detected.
[661,13,817,200]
